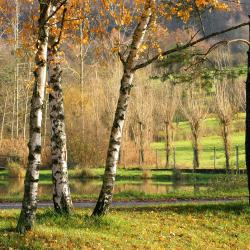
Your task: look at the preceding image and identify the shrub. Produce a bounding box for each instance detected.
[7,161,25,178]
[73,167,94,179]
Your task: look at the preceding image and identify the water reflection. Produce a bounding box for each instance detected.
[0,178,208,198]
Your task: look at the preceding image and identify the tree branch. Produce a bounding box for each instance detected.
[133,20,250,71]
[53,6,67,47]
[46,0,67,22]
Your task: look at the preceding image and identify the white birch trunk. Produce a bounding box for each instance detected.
[0,93,8,144]
[23,88,30,140]
[48,42,73,214]
[17,0,51,233]
[92,1,153,216]
[43,99,48,147]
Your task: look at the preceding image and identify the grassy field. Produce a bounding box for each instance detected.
[152,131,245,169]
[151,114,246,169]
[0,202,249,249]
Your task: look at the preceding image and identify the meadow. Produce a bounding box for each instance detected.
[0,202,249,250]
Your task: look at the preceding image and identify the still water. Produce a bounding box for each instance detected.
[0,178,208,198]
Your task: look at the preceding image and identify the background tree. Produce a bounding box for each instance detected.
[214,80,238,170]
[158,82,181,168]
[181,86,208,169]
[130,81,154,165]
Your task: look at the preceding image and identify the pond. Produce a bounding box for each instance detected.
[0,178,212,199]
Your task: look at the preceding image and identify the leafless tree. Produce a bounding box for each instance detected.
[181,85,208,169]
[214,80,238,170]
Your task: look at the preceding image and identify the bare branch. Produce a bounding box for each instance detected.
[133,20,250,71]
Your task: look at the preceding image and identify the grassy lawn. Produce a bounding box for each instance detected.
[152,132,245,169]
[152,113,246,169]
[0,202,249,249]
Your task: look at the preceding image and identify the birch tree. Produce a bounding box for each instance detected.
[16,0,68,233]
[92,0,246,216]
[92,0,155,216]
[48,1,72,213]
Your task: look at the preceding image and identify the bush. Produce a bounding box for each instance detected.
[7,161,25,178]
[141,169,152,179]
[73,167,94,179]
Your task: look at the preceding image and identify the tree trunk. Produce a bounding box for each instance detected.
[222,122,231,171]
[192,132,200,169]
[139,122,144,165]
[23,87,30,140]
[14,0,19,138]
[11,89,15,140]
[165,121,171,168]
[92,1,153,216]
[48,43,73,214]
[16,1,51,233]
[245,18,250,204]
[43,99,48,147]
[0,93,8,144]
[80,21,85,138]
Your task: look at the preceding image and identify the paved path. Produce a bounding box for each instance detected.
[0,198,246,210]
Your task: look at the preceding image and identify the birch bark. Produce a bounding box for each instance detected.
[92,1,153,216]
[17,0,51,233]
[48,39,73,214]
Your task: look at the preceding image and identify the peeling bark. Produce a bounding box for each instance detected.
[92,1,153,216]
[17,0,51,233]
[48,41,73,214]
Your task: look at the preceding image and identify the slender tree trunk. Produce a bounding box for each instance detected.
[222,121,231,171]
[80,21,85,138]
[17,1,51,233]
[245,17,250,204]
[165,121,171,168]
[192,132,200,169]
[48,42,73,214]
[92,1,153,216]
[23,88,29,140]
[11,89,15,140]
[43,99,48,147]
[0,93,8,144]
[15,0,19,138]
[139,121,144,165]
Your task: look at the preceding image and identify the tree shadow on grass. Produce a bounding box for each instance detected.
[114,202,250,215]
[0,226,16,233]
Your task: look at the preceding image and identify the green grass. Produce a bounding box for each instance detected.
[152,132,246,169]
[0,202,249,249]
[152,113,246,169]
